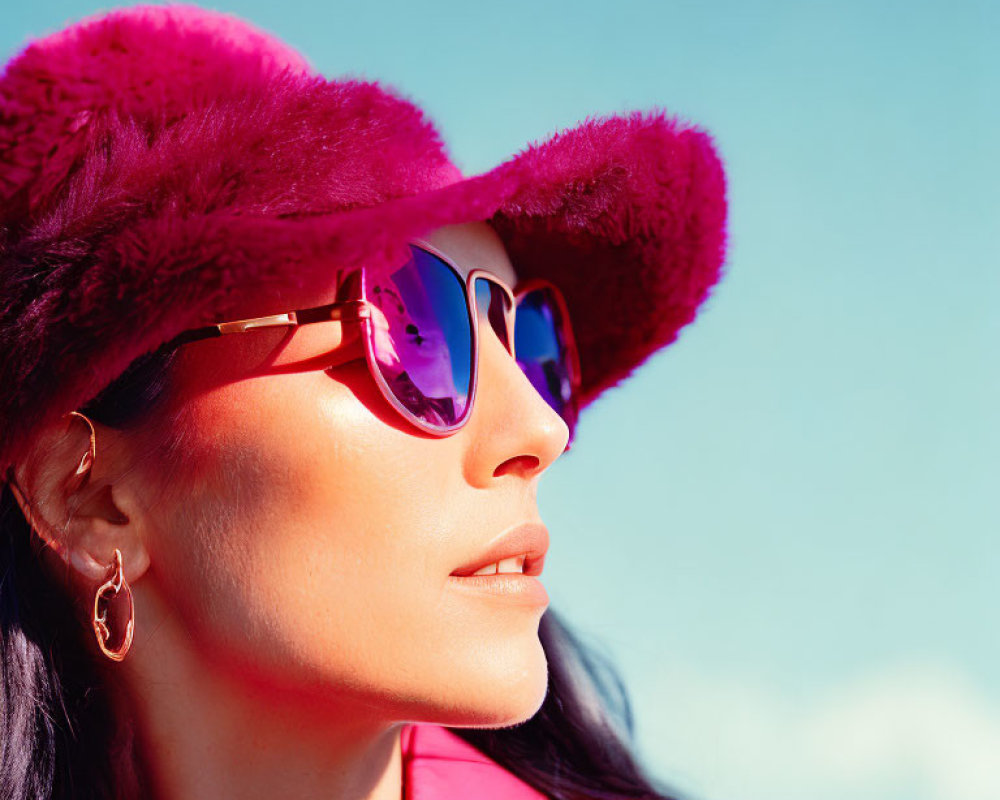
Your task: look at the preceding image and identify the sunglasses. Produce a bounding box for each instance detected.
[165,241,581,443]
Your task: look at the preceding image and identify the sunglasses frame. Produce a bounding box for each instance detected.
[160,240,581,439]
[364,238,519,436]
[510,274,582,439]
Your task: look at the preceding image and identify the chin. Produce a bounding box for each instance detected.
[420,636,550,729]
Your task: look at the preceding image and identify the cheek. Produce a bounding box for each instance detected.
[148,367,548,725]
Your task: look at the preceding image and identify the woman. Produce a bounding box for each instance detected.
[0,5,728,799]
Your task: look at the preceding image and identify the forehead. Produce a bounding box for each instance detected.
[420,222,518,287]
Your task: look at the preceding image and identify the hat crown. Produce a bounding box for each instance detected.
[0,5,316,213]
[0,4,460,223]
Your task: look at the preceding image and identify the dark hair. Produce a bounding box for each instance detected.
[0,345,682,800]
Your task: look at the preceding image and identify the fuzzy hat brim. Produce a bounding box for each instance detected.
[0,5,727,473]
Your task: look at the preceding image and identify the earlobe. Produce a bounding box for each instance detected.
[64,513,151,585]
[68,540,117,582]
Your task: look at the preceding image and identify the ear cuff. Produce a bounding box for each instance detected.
[68,410,96,484]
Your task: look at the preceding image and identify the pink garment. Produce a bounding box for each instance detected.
[401,724,547,800]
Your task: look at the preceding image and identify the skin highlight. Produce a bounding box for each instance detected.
[11,221,570,800]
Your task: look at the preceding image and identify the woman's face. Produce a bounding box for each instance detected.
[135,221,569,728]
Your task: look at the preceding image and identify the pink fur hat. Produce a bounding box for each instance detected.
[0,4,728,473]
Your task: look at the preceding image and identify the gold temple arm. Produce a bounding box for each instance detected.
[163,300,372,349]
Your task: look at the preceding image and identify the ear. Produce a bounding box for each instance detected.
[9,412,151,589]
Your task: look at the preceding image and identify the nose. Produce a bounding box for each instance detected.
[461,304,570,486]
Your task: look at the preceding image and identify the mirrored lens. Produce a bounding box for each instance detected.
[514,287,578,436]
[363,247,473,428]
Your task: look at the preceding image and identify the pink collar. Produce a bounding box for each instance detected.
[401,724,546,800]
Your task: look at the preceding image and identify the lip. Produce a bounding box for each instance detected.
[449,522,549,578]
[447,573,549,607]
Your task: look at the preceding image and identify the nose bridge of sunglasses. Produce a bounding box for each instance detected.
[473,276,514,355]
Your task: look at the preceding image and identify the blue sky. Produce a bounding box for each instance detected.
[4,2,997,798]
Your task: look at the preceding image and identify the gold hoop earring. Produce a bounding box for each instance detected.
[92,548,135,662]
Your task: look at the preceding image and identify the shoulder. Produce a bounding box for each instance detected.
[401,723,548,800]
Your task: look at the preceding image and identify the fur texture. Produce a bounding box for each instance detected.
[0,4,728,472]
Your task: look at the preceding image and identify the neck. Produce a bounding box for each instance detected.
[117,583,404,800]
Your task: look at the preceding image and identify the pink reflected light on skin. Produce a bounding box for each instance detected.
[11,220,570,800]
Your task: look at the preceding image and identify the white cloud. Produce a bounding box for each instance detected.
[630,661,1000,800]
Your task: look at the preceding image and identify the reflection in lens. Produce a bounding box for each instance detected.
[514,287,578,438]
[363,247,473,428]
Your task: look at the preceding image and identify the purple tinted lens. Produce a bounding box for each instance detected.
[514,287,578,438]
[363,246,473,428]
